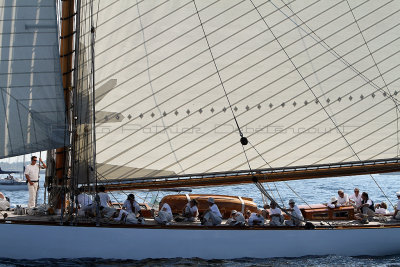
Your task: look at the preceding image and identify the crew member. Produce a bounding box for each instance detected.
[284,199,304,226]
[154,202,173,225]
[393,192,400,220]
[183,199,199,222]
[202,197,222,226]
[123,194,142,217]
[25,156,46,208]
[77,187,93,216]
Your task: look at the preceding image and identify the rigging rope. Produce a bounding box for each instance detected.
[192,0,244,139]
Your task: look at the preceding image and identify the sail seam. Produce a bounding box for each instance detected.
[135,0,185,174]
[344,0,400,159]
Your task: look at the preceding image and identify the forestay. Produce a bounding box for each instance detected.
[76,0,400,181]
[0,0,67,158]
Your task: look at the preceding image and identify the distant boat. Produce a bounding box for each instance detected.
[0,169,25,191]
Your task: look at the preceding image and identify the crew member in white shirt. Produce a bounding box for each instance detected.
[375,202,389,215]
[155,202,173,225]
[393,192,400,220]
[337,190,349,206]
[349,188,362,209]
[113,209,143,224]
[248,210,265,226]
[77,186,93,216]
[327,197,340,208]
[226,210,245,226]
[269,201,284,226]
[24,156,46,208]
[183,199,199,222]
[202,197,222,226]
[0,191,10,211]
[123,194,142,217]
[284,199,304,226]
[97,185,112,208]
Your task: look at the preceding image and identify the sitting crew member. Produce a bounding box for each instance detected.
[248,210,265,226]
[261,203,270,220]
[97,185,112,208]
[269,201,284,226]
[202,197,222,226]
[183,199,199,222]
[375,202,389,215]
[154,202,173,225]
[327,197,340,208]
[337,190,349,206]
[95,185,114,217]
[349,187,362,208]
[0,191,10,211]
[360,192,375,219]
[284,199,304,226]
[123,194,142,217]
[226,210,245,226]
[393,192,400,220]
[77,187,93,216]
[113,209,143,224]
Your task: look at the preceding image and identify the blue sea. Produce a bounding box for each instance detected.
[1,174,400,266]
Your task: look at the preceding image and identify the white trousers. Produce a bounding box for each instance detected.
[395,211,400,220]
[154,211,173,224]
[203,211,222,226]
[28,182,38,208]
[0,199,10,210]
[270,215,284,226]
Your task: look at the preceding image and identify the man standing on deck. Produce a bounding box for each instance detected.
[25,156,46,208]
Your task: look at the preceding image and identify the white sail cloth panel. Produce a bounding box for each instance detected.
[0,1,67,158]
[85,0,400,180]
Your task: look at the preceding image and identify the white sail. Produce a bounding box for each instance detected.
[77,0,400,180]
[0,0,67,158]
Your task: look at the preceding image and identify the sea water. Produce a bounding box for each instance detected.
[1,174,400,266]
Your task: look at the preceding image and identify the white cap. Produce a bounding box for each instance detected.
[331,197,338,203]
[208,197,215,204]
[231,210,237,214]
[396,192,400,197]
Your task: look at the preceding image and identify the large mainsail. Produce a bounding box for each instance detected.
[76,0,400,183]
[0,0,68,158]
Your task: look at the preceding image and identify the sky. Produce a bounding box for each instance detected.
[0,151,48,163]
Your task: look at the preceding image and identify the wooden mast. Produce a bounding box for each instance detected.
[52,0,75,208]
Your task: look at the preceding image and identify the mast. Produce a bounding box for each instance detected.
[51,0,75,210]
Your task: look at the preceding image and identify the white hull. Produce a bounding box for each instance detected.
[1,223,399,259]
